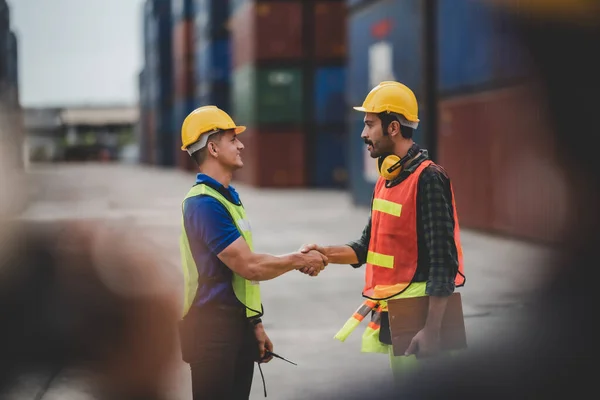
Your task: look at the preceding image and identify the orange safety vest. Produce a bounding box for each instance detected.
[363,159,465,300]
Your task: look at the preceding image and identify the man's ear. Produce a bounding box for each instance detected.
[388,120,401,137]
[208,142,218,157]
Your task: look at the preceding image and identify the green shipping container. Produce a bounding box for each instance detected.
[232,65,304,125]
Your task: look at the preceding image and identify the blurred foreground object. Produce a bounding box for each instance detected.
[0,220,180,399]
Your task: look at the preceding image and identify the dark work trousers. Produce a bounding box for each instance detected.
[178,304,258,400]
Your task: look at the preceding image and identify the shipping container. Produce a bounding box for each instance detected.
[155,106,175,166]
[172,0,194,20]
[233,128,306,187]
[310,128,348,188]
[314,66,347,125]
[194,0,230,39]
[173,19,195,60]
[437,0,528,96]
[438,86,569,244]
[314,1,347,61]
[347,0,424,206]
[6,30,17,86]
[195,38,231,85]
[144,0,173,110]
[232,65,304,125]
[437,93,494,231]
[173,98,197,134]
[230,0,304,68]
[196,82,231,112]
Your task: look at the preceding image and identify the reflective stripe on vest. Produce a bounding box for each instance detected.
[334,282,427,354]
[363,160,466,300]
[180,184,262,319]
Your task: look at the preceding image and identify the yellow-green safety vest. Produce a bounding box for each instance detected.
[180,183,262,319]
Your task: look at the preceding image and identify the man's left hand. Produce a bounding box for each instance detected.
[254,323,274,363]
[404,327,441,359]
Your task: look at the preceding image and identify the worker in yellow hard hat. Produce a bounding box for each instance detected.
[299,81,466,383]
[178,105,328,399]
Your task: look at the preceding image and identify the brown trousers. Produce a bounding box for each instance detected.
[179,305,258,400]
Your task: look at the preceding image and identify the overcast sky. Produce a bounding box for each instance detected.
[8,0,145,107]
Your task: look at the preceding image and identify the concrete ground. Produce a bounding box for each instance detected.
[18,163,557,400]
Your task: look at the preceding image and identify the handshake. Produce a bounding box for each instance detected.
[295,244,327,277]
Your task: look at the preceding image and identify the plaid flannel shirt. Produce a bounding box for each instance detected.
[347,150,459,297]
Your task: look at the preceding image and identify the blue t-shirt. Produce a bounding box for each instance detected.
[183,173,242,308]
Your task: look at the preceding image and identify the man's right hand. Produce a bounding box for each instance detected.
[296,249,328,277]
[298,244,327,276]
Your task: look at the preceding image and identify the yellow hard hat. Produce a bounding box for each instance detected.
[180,105,246,153]
[353,81,420,127]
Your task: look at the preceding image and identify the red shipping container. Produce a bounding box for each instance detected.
[438,85,569,244]
[173,19,195,99]
[438,96,494,231]
[314,1,347,60]
[486,86,569,244]
[233,128,306,187]
[173,19,195,60]
[231,1,304,69]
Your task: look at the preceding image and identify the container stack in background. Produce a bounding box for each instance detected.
[172,0,197,171]
[229,0,348,188]
[347,0,427,206]
[194,0,231,112]
[309,1,348,189]
[0,0,24,174]
[139,0,173,166]
[435,0,567,243]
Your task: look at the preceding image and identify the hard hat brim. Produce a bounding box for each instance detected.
[181,125,247,151]
[353,106,367,112]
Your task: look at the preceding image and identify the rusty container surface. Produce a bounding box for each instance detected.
[438,96,494,231]
[234,129,306,188]
[173,19,195,99]
[438,85,569,243]
[486,86,569,243]
[231,1,304,69]
[314,1,347,61]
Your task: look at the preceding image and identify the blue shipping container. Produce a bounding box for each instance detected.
[7,31,18,85]
[437,0,527,94]
[347,0,424,206]
[311,130,349,189]
[194,0,230,38]
[195,39,231,85]
[156,106,175,166]
[314,66,347,125]
[172,0,194,20]
[196,82,231,113]
[173,98,197,133]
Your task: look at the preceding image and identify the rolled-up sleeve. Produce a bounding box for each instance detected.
[346,216,371,268]
[419,167,459,297]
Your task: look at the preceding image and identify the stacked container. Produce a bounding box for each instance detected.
[309,1,348,189]
[229,0,348,188]
[347,0,426,206]
[0,0,24,173]
[140,0,173,167]
[194,0,231,113]
[172,0,198,172]
[434,0,567,243]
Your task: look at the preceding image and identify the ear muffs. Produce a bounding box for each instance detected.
[377,143,421,180]
[378,155,402,180]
